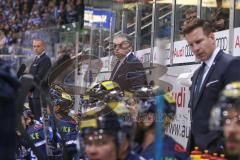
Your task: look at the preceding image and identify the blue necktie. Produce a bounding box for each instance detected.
[193,62,206,106]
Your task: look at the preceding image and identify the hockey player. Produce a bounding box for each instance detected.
[49,84,78,160]
[86,80,124,102]
[78,100,145,160]
[16,103,63,160]
[85,80,138,120]
[210,82,240,159]
[133,87,189,160]
[20,107,48,159]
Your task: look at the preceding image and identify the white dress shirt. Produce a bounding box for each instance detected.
[200,47,220,88]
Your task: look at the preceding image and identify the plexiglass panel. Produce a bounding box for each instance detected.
[201,0,230,31]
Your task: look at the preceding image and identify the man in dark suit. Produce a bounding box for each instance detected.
[110,33,147,91]
[29,39,51,120]
[182,19,240,153]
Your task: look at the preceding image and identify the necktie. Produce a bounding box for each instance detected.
[193,62,206,108]
[195,62,206,94]
[110,59,121,80]
[34,56,39,63]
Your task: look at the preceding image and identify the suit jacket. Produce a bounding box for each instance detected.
[188,50,240,152]
[110,53,147,91]
[29,53,51,98]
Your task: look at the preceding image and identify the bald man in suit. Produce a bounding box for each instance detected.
[29,39,51,120]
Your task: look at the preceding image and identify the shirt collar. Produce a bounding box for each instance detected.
[126,52,132,57]
[36,51,45,59]
[204,47,220,68]
[118,51,132,62]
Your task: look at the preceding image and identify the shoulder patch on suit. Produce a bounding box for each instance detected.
[174,144,186,153]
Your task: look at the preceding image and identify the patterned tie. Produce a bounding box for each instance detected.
[110,59,121,80]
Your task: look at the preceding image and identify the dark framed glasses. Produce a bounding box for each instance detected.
[107,41,131,51]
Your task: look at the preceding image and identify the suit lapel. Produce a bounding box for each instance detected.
[34,53,46,64]
[193,62,215,110]
[198,63,215,95]
[193,51,223,111]
[110,60,120,80]
[111,53,132,80]
[38,53,46,61]
[191,66,201,110]
[115,56,127,78]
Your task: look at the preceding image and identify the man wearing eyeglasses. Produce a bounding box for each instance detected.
[110,33,147,91]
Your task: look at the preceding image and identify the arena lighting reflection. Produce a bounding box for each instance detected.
[48,53,171,95]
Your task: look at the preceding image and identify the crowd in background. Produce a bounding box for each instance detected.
[0,0,230,60]
[0,0,83,54]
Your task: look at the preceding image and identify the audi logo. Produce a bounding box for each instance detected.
[184,45,194,57]
[215,37,228,51]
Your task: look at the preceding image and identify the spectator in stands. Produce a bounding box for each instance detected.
[158,14,171,39]
[212,9,229,31]
[183,8,197,26]
[56,1,67,25]
[66,1,78,23]
[0,0,84,55]
[0,30,8,54]
[76,0,84,28]
[180,8,197,34]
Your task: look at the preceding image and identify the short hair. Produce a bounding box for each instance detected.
[33,38,44,42]
[114,33,133,44]
[184,7,196,16]
[182,18,215,36]
[32,39,45,45]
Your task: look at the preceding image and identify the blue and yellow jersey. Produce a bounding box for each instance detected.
[26,122,46,148]
[26,121,47,159]
[57,117,78,145]
[134,135,189,160]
